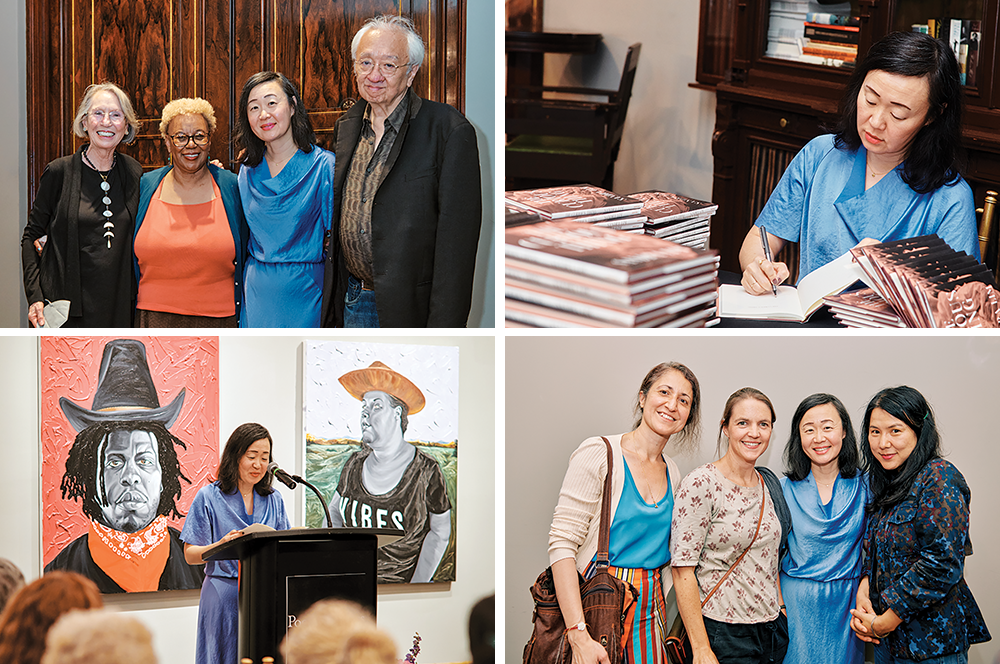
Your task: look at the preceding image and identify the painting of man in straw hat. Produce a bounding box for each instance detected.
[303,341,457,584]
[40,337,218,593]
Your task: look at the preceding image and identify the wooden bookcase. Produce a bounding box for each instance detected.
[696,0,1000,273]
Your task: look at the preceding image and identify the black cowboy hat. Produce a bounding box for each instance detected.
[59,339,186,432]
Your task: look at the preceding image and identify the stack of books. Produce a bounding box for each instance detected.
[822,288,904,328]
[504,184,647,232]
[504,202,542,228]
[765,1,855,67]
[802,16,859,64]
[627,191,718,250]
[504,220,720,327]
[825,235,1000,328]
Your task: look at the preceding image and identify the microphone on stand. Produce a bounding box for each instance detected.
[266,462,333,528]
[267,462,297,489]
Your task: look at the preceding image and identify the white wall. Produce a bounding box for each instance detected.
[0,3,27,327]
[505,335,1000,664]
[542,0,716,201]
[0,333,495,663]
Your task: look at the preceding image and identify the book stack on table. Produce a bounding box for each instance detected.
[822,288,904,328]
[822,235,1000,328]
[504,184,648,232]
[627,190,718,250]
[504,220,720,328]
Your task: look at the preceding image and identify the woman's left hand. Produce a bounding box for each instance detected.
[848,608,881,644]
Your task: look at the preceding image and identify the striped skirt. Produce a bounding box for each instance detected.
[585,562,668,664]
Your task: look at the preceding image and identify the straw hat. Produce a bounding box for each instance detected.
[338,361,425,414]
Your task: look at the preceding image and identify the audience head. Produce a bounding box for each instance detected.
[0,571,103,664]
[0,557,24,613]
[41,609,158,664]
[468,594,494,664]
[281,599,396,664]
[783,393,859,481]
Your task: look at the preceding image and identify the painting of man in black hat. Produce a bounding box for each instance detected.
[44,339,206,593]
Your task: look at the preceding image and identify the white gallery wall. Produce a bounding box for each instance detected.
[506,335,1000,664]
[1,333,495,663]
[540,0,717,201]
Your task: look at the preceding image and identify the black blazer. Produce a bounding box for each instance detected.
[21,145,142,325]
[322,89,482,327]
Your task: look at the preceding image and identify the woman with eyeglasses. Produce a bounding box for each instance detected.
[21,82,143,327]
[234,71,335,328]
[133,98,248,327]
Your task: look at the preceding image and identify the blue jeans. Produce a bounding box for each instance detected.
[874,644,968,664]
[344,274,380,328]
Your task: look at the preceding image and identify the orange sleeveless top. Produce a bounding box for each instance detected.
[135,177,236,316]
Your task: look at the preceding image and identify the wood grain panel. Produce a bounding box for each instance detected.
[28,0,467,201]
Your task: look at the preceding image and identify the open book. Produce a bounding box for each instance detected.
[718,251,868,321]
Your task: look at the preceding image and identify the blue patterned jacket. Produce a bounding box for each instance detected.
[863,458,991,659]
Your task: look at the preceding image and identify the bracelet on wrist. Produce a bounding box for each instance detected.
[565,620,587,635]
[871,617,888,639]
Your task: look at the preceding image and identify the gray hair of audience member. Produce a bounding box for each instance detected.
[41,609,158,664]
[351,15,426,68]
[281,599,396,664]
[0,558,24,613]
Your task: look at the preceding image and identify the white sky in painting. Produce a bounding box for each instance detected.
[303,341,459,444]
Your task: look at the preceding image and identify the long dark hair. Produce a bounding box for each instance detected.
[860,386,941,513]
[216,423,275,495]
[783,393,859,481]
[630,361,702,453]
[235,71,316,167]
[834,31,964,193]
[61,420,190,522]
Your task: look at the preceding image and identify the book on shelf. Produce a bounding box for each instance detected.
[718,250,867,322]
[803,22,859,45]
[805,12,858,26]
[968,20,981,86]
[802,40,857,61]
[850,236,1000,328]
[504,184,643,219]
[505,220,718,284]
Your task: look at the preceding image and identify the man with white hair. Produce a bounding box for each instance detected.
[322,15,482,328]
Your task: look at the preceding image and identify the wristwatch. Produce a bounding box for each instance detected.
[565,620,587,634]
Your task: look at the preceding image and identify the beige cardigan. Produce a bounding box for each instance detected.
[548,433,682,597]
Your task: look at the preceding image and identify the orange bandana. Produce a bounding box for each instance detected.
[88,515,170,592]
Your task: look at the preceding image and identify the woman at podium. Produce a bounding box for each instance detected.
[181,423,290,664]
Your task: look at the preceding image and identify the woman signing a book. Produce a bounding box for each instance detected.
[547,362,701,663]
[739,31,980,296]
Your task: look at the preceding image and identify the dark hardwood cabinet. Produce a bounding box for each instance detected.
[26,0,466,201]
[697,0,1000,274]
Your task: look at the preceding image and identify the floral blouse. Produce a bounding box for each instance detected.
[863,458,990,659]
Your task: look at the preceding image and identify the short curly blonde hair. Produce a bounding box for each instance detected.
[281,600,396,664]
[159,97,217,138]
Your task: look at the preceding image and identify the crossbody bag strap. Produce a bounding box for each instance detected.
[701,469,767,607]
[596,436,616,566]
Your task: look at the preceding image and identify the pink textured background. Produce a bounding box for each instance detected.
[40,336,220,568]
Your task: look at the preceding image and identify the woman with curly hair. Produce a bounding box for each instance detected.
[0,572,103,664]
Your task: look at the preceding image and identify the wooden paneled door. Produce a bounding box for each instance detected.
[26,0,466,201]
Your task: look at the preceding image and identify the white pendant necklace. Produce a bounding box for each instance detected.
[83,149,117,249]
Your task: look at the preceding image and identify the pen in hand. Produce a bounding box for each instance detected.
[758,225,778,296]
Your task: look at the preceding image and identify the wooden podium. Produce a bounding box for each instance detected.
[205,527,402,663]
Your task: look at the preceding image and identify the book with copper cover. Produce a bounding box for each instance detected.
[504,221,718,284]
[504,184,643,219]
[823,288,903,328]
[504,203,543,228]
[627,190,719,226]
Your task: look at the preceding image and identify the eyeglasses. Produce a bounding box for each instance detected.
[90,109,125,124]
[169,132,210,148]
[355,59,411,77]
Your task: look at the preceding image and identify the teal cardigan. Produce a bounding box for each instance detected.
[133,164,249,319]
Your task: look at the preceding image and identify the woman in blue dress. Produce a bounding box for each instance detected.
[181,423,290,664]
[780,393,868,664]
[739,31,979,295]
[235,71,335,327]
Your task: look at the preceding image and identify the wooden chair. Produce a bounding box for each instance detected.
[505,42,642,191]
[977,189,999,276]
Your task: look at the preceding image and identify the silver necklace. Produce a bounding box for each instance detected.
[83,149,117,249]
